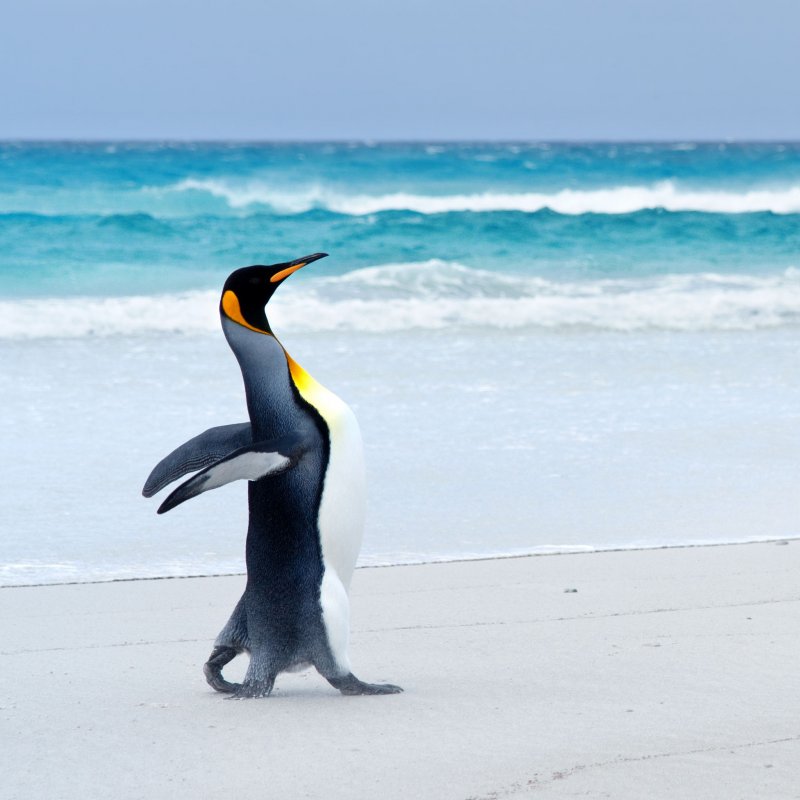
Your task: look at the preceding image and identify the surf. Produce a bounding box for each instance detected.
[3,262,800,339]
[161,178,800,215]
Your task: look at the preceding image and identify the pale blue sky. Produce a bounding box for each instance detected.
[1,0,798,140]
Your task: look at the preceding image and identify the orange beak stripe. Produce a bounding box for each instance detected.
[270,262,306,283]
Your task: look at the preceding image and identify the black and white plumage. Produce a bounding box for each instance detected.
[143,254,402,698]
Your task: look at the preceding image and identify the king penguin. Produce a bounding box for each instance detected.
[142,253,402,698]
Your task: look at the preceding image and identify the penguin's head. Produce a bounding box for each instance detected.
[220,252,328,333]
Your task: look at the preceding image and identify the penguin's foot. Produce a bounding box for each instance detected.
[327,673,403,696]
[203,646,240,694]
[230,677,276,699]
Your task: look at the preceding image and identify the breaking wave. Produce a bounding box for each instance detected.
[166,178,800,215]
[3,261,800,339]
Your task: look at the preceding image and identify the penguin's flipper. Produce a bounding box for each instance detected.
[156,432,310,514]
[142,422,252,498]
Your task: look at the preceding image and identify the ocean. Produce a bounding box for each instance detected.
[1,141,798,586]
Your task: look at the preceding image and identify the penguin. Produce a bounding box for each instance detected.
[142,253,402,699]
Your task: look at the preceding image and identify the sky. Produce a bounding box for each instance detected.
[1,0,799,140]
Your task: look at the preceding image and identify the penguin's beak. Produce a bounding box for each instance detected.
[270,252,328,284]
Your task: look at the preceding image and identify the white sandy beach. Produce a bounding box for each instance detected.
[2,542,799,799]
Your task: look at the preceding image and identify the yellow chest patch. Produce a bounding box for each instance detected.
[284,351,347,430]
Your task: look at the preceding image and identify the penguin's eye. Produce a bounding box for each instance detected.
[248,277,261,285]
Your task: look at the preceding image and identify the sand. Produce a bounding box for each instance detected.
[2,542,799,799]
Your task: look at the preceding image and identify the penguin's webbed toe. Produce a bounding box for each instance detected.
[203,645,241,694]
[327,673,404,695]
[356,682,403,695]
[229,678,276,699]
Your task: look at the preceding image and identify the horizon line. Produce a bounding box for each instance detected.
[1,137,799,146]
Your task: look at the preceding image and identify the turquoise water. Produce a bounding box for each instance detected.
[1,142,799,585]
[2,141,800,300]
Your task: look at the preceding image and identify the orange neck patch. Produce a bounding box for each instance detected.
[221,290,268,334]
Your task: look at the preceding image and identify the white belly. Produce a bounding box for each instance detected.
[315,396,365,673]
[317,399,366,590]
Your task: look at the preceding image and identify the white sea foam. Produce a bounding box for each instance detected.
[3,262,800,339]
[166,178,800,215]
[0,291,222,339]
